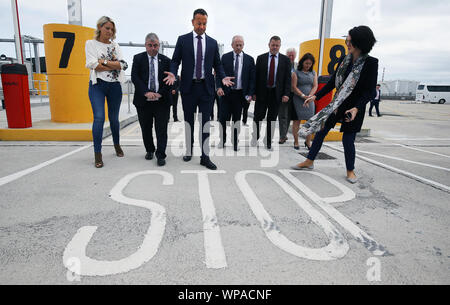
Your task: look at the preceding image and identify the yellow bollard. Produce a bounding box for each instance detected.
[43,24,108,123]
[32,73,48,95]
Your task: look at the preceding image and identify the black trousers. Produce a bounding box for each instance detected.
[136,101,170,160]
[182,82,214,159]
[253,88,280,147]
[307,113,357,171]
[242,99,250,124]
[219,89,246,149]
[210,94,221,121]
[369,100,380,116]
[171,92,179,120]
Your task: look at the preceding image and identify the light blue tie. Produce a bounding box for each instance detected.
[233,54,240,89]
[149,56,156,92]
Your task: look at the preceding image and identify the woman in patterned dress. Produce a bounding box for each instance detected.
[291,53,318,150]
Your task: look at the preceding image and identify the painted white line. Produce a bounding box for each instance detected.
[181,170,228,269]
[0,145,92,187]
[384,138,450,141]
[326,143,450,172]
[354,148,450,172]
[279,170,387,256]
[398,144,450,159]
[325,144,450,193]
[235,170,349,261]
[63,171,171,276]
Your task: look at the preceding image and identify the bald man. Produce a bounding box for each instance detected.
[216,35,256,151]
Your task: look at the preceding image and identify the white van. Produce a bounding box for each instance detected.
[416,84,450,104]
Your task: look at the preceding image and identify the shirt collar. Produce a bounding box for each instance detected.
[193,31,206,40]
[234,51,243,58]
[269,52,279,58]
[147,53,158,60]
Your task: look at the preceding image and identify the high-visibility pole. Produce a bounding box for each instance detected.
[318,0,333,76]
[11,0,24,64]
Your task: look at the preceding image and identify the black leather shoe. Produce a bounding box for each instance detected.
[145,152,154,160]
[157,159,166,167]
[200,158,217,170]
[183,156,192,162]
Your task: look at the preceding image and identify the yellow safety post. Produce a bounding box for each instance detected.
[43,24,108,123]
[32,73,48,95]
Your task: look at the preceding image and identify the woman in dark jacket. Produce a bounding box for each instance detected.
[291,26,378,184]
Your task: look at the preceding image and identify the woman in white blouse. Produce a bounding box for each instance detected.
[85,16,128,168]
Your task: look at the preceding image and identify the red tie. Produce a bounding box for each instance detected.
[268,54,275,87]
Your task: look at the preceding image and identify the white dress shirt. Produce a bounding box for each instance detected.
[192,32,206,79]
[267,52,279,88]
[375,89,380,100]
[147,53,159,92]
[233,51,244,90]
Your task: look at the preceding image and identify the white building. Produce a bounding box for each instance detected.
[380,80,420,98]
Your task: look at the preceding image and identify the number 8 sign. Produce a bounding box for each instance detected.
[299,38,347,76]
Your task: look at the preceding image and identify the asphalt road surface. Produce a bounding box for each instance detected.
[0,100,449,284]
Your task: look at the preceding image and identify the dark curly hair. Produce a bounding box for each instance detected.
[348,26,377,54]
[297,53,316,72]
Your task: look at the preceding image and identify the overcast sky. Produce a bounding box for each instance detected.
[1,0,449,83]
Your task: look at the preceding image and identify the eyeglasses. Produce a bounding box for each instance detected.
[345,38,352,46]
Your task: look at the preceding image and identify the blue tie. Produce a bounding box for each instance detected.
[149,56,156,92]
[233,54,240,89]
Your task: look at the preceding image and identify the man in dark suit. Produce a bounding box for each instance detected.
[131,33,171,167]
[369,84,382,117]
[171,75,180,122]
[164,8,234,170]
[252,36,291,150]
[216,35,255,151]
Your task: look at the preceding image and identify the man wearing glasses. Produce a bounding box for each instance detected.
[131,33,172,167]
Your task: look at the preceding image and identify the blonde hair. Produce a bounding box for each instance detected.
[95,16,116,41]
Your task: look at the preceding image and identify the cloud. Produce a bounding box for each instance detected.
[0,0,448,83]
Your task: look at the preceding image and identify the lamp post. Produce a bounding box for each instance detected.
[318,0,334,76]
[67,0,83,26]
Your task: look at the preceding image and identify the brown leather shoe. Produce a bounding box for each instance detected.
[279,137,288,144]
[114,144,124,157]
[94,152,103,168]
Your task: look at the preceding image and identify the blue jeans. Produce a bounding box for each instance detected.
[88,79,122,153]
[307,113,357,171]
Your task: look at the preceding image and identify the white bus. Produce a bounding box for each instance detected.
[416,84,450,104]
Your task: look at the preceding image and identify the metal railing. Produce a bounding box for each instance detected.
[123,75,135,114]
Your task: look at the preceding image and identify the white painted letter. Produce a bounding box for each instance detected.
[280,170,387,256]
[63,171,172,276]
[181,170,228,269]
[235,170,349,261]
